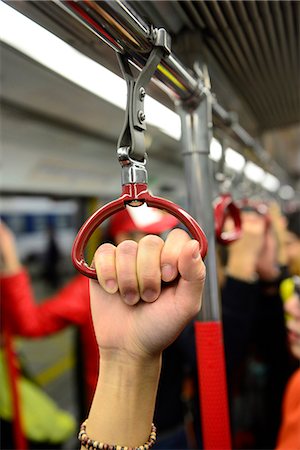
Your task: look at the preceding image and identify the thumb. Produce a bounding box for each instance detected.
[175,240,206,318]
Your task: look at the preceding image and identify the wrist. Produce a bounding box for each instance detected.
[99,349,162,386]
[86,351,161,447]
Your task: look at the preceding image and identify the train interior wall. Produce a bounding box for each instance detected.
[1,2,299,449]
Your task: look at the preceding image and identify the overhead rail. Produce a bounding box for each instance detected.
[53,0,279,176]
[53,0,201,102]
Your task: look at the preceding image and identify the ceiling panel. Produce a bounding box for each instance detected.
[2,0,300,188]
[132,0,300,132]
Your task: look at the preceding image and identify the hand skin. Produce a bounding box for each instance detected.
[255,202,289,281]
[226,212,266,282]
[268,202,288,266]
[256,227,281,281]
[0,221,22,275]
[84,229,206,448]
[284,230,300,276]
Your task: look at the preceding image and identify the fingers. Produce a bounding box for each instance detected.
[137,235,164,302]
[94,229,206,313]
[160,229,190,282]
[95,240,140,305]
[176,240,206,316]
[94,236,164,304]
[94,243,118,294]
[116,240,139,305]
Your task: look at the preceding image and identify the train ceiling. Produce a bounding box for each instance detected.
[132,0,300,131]
[132,0,300,182]
[2,0,300,187]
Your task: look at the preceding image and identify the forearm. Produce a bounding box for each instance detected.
[83,351,161,449]
[0,226,22,275]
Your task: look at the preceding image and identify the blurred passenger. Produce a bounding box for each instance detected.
[0,208,200,449]
[0,222,75,450]
[0,345,76,450]
[276,210,300,448]
[276,280,300,449]
[283,209,300,277]
[222,208,293,449]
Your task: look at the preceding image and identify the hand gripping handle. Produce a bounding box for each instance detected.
[214,194,242,245]
[72,183,208,279]
[237,198,271,232]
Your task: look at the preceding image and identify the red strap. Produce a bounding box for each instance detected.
[194,321,231,449]
[4,329,28,450]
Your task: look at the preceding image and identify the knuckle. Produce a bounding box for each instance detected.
[197,263,206,282]
[119,279,138,293]
[162,230,190,260]
[94,243,114,261]
[100,264,115,280]
[185,262,206,283]
[192,266,206,285]
[140,270,161,287]
[118,271,138,290]
[139,234,164,248]
[169,228,189,240]
[117,240,138,255]
[117,268,137,285]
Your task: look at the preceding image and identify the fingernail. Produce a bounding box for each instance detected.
[192,241,200,260]
[161,264,174,281]
[105,279,117,293]
[124,291,138,305]
[142,289,158,302]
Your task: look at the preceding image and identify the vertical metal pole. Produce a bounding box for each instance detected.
[177,93,231,449]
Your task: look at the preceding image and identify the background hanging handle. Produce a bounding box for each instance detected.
[214,193,242,245]
[72,183,208,279]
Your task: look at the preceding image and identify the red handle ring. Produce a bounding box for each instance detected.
[214,194,242,245]
[72,183,208,279]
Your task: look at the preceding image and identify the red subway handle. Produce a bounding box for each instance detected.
[72,183,208,279]
[214,194,242,245]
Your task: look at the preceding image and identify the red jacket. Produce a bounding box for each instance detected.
[0,270,99,409]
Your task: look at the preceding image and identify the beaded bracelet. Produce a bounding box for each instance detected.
[78,420,157,450]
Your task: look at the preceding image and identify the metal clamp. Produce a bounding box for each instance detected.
[150,27,171,54]
[117,146,148,186]
[117,27,171,164]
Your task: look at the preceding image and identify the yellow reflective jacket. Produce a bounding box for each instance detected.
[0,349,75,443]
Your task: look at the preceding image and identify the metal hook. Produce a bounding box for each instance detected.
[116,28,171,164]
